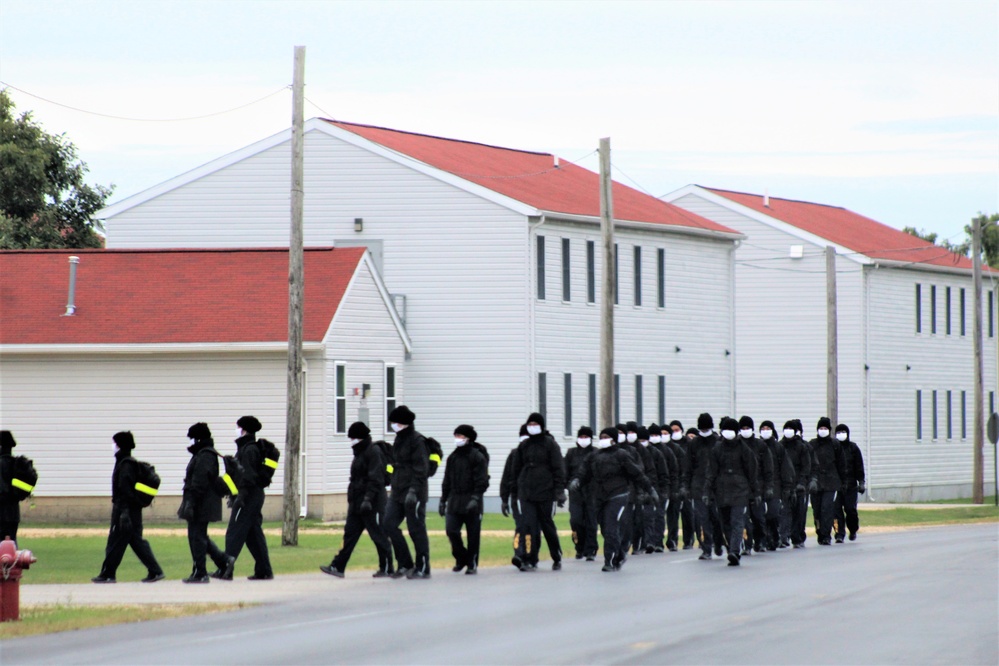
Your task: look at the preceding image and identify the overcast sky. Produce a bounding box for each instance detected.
[2,0,996,241]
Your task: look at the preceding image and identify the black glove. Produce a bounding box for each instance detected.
[359,499,373,515]
[555,490,567,508]
[701,495,710,506]
[858,482,866,495]
[795,483,806,495]
[118,510,132,532]
[438,499,447,517]
[679,486,689,500]
[765,488,774,500]
[465,497,479,513]
[177,499,194,521]
[808,479,818,494]
[405,489,418,509]
[649,488,660,506]
[501,500,510,517]
[227,494,245,510]
[753,496,762,506]
[568,478,581,493]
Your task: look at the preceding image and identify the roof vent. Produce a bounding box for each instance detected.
[764,190,770,208]
[553,155,560,169]
[63,256,80,316]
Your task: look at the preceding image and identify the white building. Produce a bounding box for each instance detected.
[666,185,998,501]
[0,247,410,520]
[98,120,743,500]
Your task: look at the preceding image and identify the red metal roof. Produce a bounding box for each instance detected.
[706,187,976,271]
[325,120,735,235]
[0,247,365,345]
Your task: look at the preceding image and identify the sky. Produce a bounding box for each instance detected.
[2,0,997,242]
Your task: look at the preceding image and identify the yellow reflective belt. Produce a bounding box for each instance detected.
[134,482,158,497]
[429,454,442,464]
[222,473,238,496]
[11,478,33,493]
[263,457,279,469]
[386,464,394,474]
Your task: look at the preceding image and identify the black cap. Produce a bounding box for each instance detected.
[817,416,832,431]
[697,413,714,430]
[113,431,135,450]
[647,423,660,434]
[720,416,739,432]
[669,420,683,431]
[599,427,619,440]
[0,430,15,451]
[793,419,804,434]
[454,424,477,441]
[347,422,371,440]
[519,423,528,437]
[615,423,626,433]
[836,423,850,438]
[739,415,754,430]
[577,426,593,438]
[187,422,211,441]
[388,405,416,426]
[760,420,776,431]
[237,416,262,434]
[782,420,796,431]
[637,426,649,440]
[527,412,546,430]
[625,421,639,433]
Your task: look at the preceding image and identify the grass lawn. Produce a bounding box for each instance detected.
[0,603,246,640]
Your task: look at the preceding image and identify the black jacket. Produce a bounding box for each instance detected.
[347,438,387,508]
[652,441,679,499]
[683,432,717,494]
[743,435,774,496]
[441,444,490,511]
[665,439,689,491]
[511,432,565,503]
[0,453,20,523]
[390,427,429,501]
[810,435,846,491]
[765,437,796,498]
[111,452,143,508]
[234,434,262,492]
[564,445,594,499]
[500,447,519,503]
[704,439,760,507]
[575,446,653,505]
[782,435,812,490]
[182,439,223,523]
[645,444,671,497]
[839,436,866,487]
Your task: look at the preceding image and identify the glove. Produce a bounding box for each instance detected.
[555,490,567,508]
[438,499,447,517]
[701,495,710,506]
[678,486,689,500]
[808,479,818,494]
[568,478,581,493]
[465,497,479,513]
[405,489,418,509]
[649,488,660,506]
[359,499,373,515]
[501,500,510,517]
[227,494,245,510]
[858,482,866,495]
[118,510,132,532]
[795,483,806,495]
[753,495,762,506]
[765,488,774,500]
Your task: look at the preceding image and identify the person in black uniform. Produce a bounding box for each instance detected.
[833,423,866,542]
[0,431,22,544]
[502,425,527,567]
[510,412,565,572]
[738,416,773,555]
[321,422,394,578]
[665,421,695,550]
[91,432,165,584]
[624,422,657,554]
[809,417,846,546]
[639,426,670,553]
[440,424,489,574]
[569,427,655,572]
[683,413,722,560]
[704,417,760,566]
[761,420,795,550]
[649,424,678,553]
[617,423,644,555]
[179,423,229,584]
[384,405,432,579]
[779,419,811,548]
[564,426,598,561]
[215,416,273,581]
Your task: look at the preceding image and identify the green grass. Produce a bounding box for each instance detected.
[914,495,998,505]
[0,603,245,639]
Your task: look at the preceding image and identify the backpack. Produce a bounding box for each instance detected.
[256,438,280,488]
[426,437,443,477]
[220,454,244,497]
[373,440,394,487]
[131,459,161,508]
[9,456,38,502]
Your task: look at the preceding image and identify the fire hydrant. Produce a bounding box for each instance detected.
[0,536,36,622]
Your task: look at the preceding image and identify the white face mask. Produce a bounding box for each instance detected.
[595,437,613,449]
[519,435,529,443]
[836,432,848,442]
[639,440,649,447]
[760,429,773,440]
[699,429,712,437]
[617,433,626,443]
[454,438,468,447]
[391,423,405,433]
[236,428,244,438]
[649,435,662,444]
[783,429,795,439]
[739,429,753,439]
[114,445,120,455]
[626,432,638,443]
[189,437,196,446]
[721,430,737,441]
[526,424,542,436]
[817,428,830,438]
[577,437,592,447]
[671,431,683,441]
[349,438,361,445]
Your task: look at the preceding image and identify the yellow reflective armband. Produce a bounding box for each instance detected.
[386,464,394,474]
[222,473,238,496]
[134,482,158,497]
[429,454,442,464]
[11,478,33,493]
[263,457,279,469]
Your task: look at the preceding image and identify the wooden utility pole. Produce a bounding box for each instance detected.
[598,138,614,428]
[826,246,838,426]
[284,45,305,544]
[972,216,985,504]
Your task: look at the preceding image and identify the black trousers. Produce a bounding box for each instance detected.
[98,504,162,579]
[0,520,18,546]
[765,497,783,549]
[445,508,482,569]
[332,496,392,573]
[718,504,747,556]
[509,496,523,561]
[791,492,810,545]
[680,499,696,547]
[516,499,562,565]
[666,496,680,549]
[384,495,430,574]
[813,490,838,543]
[187,520,227,577]
[225,488,272,578]
[778,494,793,544]
[835,488,860,538]
[692,498,720,554]
[620,496,636,553]
[746,499,766,551]
[597,493,630,567]
[640,502,658,552]
[568,493,598,558]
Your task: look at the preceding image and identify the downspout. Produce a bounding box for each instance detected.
[300,358,309,517]
[865,264,876,501]
[528,215,547,416]
[729,239,741,414]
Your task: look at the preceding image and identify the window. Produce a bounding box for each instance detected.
[538,372,547,420]
[586,240,595,304]
[588,373,597,431]
[930,285,937,334]
[614,243,619,305]
[657,248,665,308]
[614,374,620,424]
[947,389,953,439]
[961,288,967,336]
[633,246,642,307]
[385,365,397,432]
[635,375,643,423]
[916,390,922,440]
[336,364,347,434]
[536,236,546,300]
[564,373,572,437]
[932,390,938,439]
[915,284,922,333]
[962,390,967,439]
[658,375,665,424]
[561,238,571,302]
[946,287,952,335]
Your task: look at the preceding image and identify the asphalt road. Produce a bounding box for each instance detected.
[3,523,997,665]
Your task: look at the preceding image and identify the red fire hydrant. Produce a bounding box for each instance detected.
[0,536,36,622]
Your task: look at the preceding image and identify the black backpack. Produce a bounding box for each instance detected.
[426,437,443,477]
[256,439,280,488]
[9,456,38,502]
[373,440,394,487]
[130,459,161,508]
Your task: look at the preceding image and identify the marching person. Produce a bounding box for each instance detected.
[617,423,644,556]
[639,426,670,553]
[92,432,165,584]
[510,413,566,572]
[809,417,846,546]
[179,423,230,584]
[564,426,598,561]
[321,422,393,578]
[834,423,866,543]
[440,425,489,574]
[761,420,795,550]
[704,417,760,566]
[738,416,773,555]
[0,431,23,544]
[649,424,678,553]
[781,419,812,548]
[501,425,527,567]
[215,416,273,581]
[569,427,655,572]
[665,421,695,550]
[384,405,432,579]
[684,413,722,560]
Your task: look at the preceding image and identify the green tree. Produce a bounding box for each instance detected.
[970,213,999,269]
[0,89,112,249]
[902,225,971,257]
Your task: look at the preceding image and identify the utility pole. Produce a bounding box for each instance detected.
[284,45,305,544]
[972,216,984,504]
[598,138,614,428]
[826,245,838,426]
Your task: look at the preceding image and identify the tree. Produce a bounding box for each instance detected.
[902,225,971,257]
[0,89,112,249]
[904,213,999,269]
